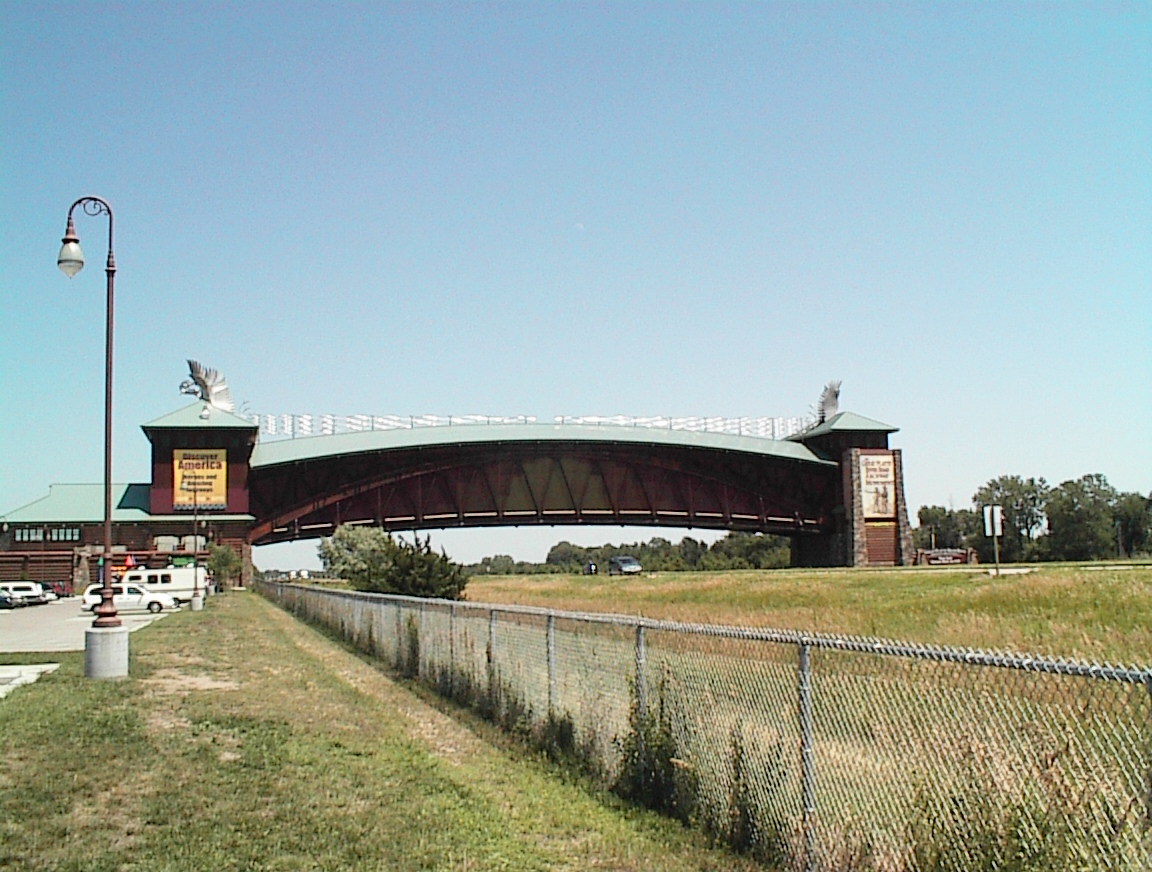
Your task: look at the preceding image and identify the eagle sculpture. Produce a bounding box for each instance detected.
[179,360,235,412]
[816,380,841,424]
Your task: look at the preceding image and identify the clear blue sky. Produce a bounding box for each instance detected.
[2,3,1149,568]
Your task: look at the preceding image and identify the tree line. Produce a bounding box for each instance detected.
[465,531,792,576]
[916,473,1151,563]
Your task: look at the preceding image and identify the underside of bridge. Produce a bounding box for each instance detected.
[247,438,842,547]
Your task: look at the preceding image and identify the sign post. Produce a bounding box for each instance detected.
[983,505,1003,577]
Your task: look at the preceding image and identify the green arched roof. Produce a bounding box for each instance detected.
[250,423,836,469]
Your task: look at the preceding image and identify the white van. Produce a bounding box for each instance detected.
[0,581,49,605]
[118,567,209,606]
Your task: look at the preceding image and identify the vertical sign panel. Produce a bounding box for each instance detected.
[983,505,1004,537]
[173,449,228,510]
[859,452,896,519]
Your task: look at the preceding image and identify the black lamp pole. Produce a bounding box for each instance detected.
[58,197,120,628]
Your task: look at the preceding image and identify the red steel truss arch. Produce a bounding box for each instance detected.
[246,433,841,545]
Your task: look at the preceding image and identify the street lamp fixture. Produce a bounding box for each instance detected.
[58,196,120,631]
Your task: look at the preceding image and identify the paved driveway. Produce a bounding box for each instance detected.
[0,598,173,653]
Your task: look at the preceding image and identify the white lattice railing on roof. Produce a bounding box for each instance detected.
[249,413,812,442]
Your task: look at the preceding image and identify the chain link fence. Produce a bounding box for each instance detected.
[259,582,1151,871]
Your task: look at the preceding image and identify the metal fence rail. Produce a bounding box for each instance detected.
[259,582,1152,871]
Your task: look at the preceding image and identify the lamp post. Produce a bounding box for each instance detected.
[59,197,128,677]
[191,483,204,610]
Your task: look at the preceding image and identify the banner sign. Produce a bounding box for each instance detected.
[859,452,896,519]
[173,449,228,510]
[917,548,976,565]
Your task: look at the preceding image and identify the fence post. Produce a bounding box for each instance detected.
[1145,672,1152,828]
[635,623,647,721]
[487,608,498,710]
[449,603,457,697]
[547,613,556,715]
[394,602,403,671]
[635,623,647,788]
[418,602,425,680]
[798,639,815,872]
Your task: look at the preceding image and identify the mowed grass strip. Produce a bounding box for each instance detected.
[465,565,1152,665]
[0,593,757,872]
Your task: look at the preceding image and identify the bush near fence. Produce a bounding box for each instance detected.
[258,581,1152,872]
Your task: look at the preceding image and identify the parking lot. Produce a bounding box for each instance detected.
[0,597,172,653]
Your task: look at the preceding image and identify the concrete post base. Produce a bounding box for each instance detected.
[190,595,204,611]
[85,626,129,679]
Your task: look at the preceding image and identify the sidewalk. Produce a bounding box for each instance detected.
[0,663,60,698]
[0,598,171,653]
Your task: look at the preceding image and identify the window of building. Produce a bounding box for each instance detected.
[12,527,82,543]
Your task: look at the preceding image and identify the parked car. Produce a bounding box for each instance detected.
[0,589,21,609]
[81,583,178,614]
[42,581,71,598]
[607,556,643,575]
[0,581,49,605]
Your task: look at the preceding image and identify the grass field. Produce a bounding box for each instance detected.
[464,564,1152,665]
[0,592,759,872]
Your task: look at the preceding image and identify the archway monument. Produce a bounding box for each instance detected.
[0,374,914,587]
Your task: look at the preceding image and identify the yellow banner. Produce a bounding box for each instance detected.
[173,449,228,510]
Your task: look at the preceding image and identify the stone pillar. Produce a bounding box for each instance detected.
[73,548,92,594]
[846,448,868,567]
[240,541,253,588]
[892,449,915,566]
[845,447,913,567]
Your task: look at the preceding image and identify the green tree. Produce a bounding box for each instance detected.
[318,525,393,588]
[479,554,517,575]
[1043,474,1118,561]
[386,534,469,598]
[318,525,467,599]
[545,541,588,571]
[1113,492,1152,557]
[207,543,243,589]
[705,532,790,569]
[972,475,1049,562]
[914,506,944,550]
[676,537,705,569]
[914,506,978,550]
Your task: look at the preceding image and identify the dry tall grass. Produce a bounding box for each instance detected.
[466,564,1152,665]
